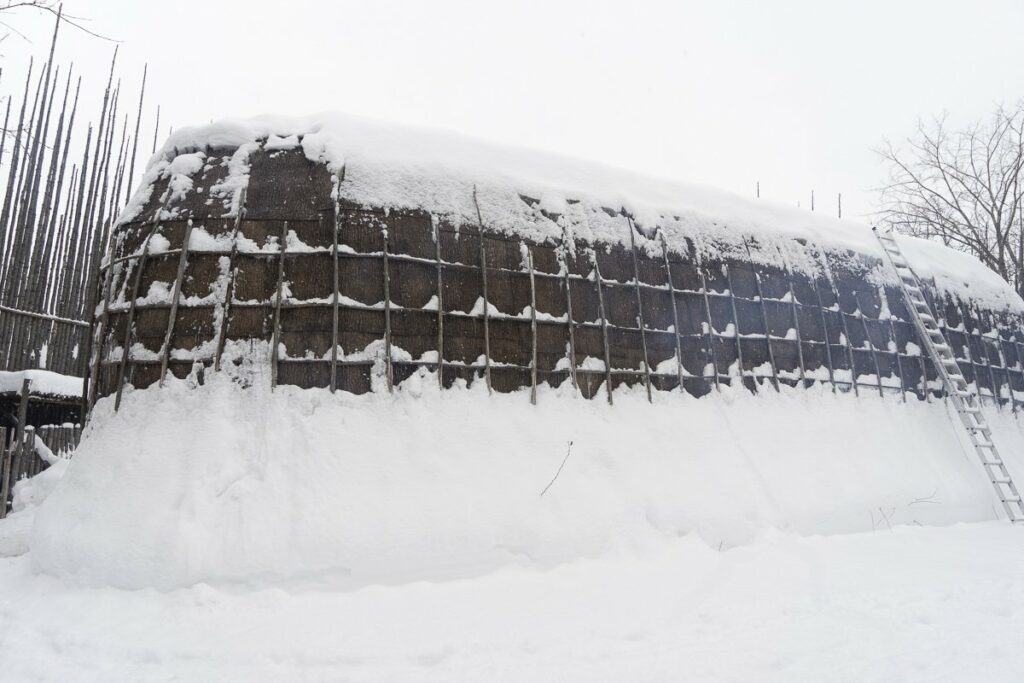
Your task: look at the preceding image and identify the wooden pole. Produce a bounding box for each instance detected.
[330,205,341,393]
[818,249,858,396]
[775,248,807,386]
[157,219,193,385]
[561,228,578,391]
[625,217,652,402]
[659,234,685,392]
[0,427,9,519]
[8,379,30,496]
[473,188,492,393]
[83,233,117,414]
[434,216,445,390]
[124,64,147,206]
[213,186,248,372]
[270,220,288,390]
[382,227,394,393]
[697,267,721,391]
[527,247,538,404]
[744,247,780,391]
[723,265,747,389]
[594,255,614,405]
[113,228,158,411]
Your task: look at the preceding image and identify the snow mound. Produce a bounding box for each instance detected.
[124,112,1023,313]
[28,368,1024,591]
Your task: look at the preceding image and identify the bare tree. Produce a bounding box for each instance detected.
[877,104,1024,295]
[0,2,114,43]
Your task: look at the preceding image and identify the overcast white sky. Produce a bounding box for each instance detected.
[4,0,1024,221]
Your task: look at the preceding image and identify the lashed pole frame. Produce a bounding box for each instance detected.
[472,187,493,393]
[742,242,780,391]
[808,266,837,393]
[854,292,885,398]
[270,220,288,390]
[625,216,653,402]
[968,301,1003,409]
[157,219,194,386]
[213,186,248,372]
[527,246,539,404]
[593,251,614,404]
[330,205,341,393]
[434,216,444,390]
[777,251,807,387]
[381,226,394,393]
[113,221,163,411]
[85,234,122,412]
[0,427,8,520]
[878,287,908,402]
[815,247,858,397]
[560,227,579,391]
[697,264,721,392]
[5,379,30,505]
[723,264,747,389]
[659,233,686,392]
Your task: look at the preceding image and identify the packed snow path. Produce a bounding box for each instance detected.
[0,524,1022,681]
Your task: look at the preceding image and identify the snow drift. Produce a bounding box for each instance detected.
[29,365,1024,591]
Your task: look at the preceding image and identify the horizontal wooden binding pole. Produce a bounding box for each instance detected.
[0,303,89,327]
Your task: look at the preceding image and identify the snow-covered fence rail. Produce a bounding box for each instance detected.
[83,138,1024,412]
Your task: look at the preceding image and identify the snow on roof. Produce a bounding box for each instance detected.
[0,369,82,398]
[127,112,1023,313]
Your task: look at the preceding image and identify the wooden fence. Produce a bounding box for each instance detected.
[0,378,81,518]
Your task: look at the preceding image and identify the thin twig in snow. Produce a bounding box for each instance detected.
[540,441,574,497]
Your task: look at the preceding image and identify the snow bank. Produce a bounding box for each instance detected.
[0,369,82,397]
[29,368,1024,590]
[123,112,1023,313]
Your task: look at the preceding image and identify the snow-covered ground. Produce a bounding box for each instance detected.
[2,369,1024,680]
[1,523,1022,681]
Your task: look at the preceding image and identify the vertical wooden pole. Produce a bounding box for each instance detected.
[561,229,578,391]
[24,426,36,478]
[723,265,747,388]
[9,379,30,493]
[774,248,807,386]
[472,187,492,393]
[594,255,614,405]
[214,186,248,372]
[660,234,685,392]
[743,247,780,391]
[857,302,884,398]
[434,217,444,390]
[626,217,652,402]
[157,219,193,386]
[113,227,159,412]
[382,227,394,393]
[0,427,9,519]
[527,247,538,405]
[270,221,288,390]
[816,248,858,396]
[330,206,341,393]
[697,267,721,391]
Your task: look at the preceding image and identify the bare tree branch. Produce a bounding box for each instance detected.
[876,102,1024,294]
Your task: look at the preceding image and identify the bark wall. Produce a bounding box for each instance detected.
[89,146,1024,407]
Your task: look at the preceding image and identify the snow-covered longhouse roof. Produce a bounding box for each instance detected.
[121,112,1023,313]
